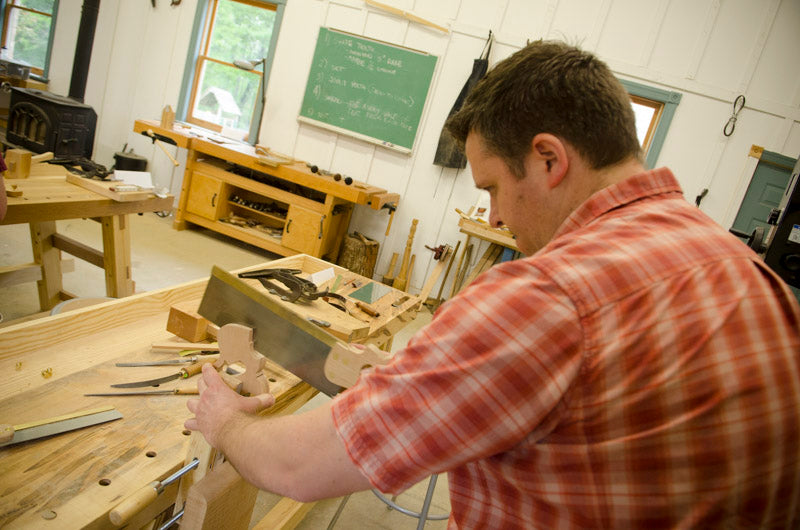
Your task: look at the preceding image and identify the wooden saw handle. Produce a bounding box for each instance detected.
[0,424,13,444]
[324,343,392,389]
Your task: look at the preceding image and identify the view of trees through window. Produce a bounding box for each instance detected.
[1,0,55,74]
[189,0,277,139]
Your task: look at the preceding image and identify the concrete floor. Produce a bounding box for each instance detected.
[0,211,449,528]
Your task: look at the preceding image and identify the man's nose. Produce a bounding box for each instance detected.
[489,209,503,228]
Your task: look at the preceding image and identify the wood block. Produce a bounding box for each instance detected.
[181,461,258,530]
[6,149,31,179]
[167,303,211,342]
[161,105,175,129]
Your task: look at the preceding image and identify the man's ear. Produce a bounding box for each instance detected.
[531,133,568,189]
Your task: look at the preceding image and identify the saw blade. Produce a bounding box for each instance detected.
[0,407,122,448]
[110,372,182,388]
[198,266,343,396]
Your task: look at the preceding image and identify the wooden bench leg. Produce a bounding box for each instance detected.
[29,221,63,310]
[101,214,135,297]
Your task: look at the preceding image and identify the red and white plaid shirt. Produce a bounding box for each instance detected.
[331,167,800,529]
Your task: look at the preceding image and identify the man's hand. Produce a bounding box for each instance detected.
[184,363,275,448]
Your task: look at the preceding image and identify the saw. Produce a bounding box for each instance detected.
[198,266,392,396]
[0,406,122,448]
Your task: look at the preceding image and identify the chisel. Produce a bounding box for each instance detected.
[110,357,216,388]
[85,388,199,396]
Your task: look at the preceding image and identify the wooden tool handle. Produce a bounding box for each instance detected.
[0,424,13,444]
[181,358,217,378]
[175,387,200,395]
[324,343,392,389]
[109,481,159,527]
[32,152,54,163]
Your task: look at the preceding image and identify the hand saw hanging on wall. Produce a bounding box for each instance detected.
[197,266,392,396]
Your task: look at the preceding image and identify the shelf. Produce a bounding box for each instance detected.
[228,200,286,224]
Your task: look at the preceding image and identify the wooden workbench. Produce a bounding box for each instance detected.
[0,255,421,528]
[133,119,399,261]
[1,171,173,312]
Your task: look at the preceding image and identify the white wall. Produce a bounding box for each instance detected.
[51,0,800,295]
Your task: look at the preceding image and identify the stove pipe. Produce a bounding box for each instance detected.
[68,0,100,102]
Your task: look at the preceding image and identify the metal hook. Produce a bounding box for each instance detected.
[723,94,745,137]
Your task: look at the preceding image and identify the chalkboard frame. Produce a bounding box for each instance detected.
[297,27,438,155]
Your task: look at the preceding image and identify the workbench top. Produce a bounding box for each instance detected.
[0,255,420,528]
[2,174,173,225]
[0,268,313,529]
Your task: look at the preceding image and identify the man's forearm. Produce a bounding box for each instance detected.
[216,401,373,502]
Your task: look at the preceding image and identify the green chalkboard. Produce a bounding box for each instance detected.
[298,28,438,153]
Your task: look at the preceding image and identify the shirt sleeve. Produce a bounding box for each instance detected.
[330,258,585,494]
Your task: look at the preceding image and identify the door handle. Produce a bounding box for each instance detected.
[286,219,292,233]
[211,193,217,207]
[318,215,326,239]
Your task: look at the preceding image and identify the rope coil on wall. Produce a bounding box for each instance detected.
[723,95,745,137]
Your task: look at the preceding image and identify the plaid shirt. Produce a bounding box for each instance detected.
[331,168,800,529]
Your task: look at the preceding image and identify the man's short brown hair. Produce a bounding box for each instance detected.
[447,40,641,176]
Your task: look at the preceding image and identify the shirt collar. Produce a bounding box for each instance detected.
[551,167,684,241]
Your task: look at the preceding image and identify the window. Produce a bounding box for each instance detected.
[1,0,58,79]
[619,79,681,169]
[179,0,285,143]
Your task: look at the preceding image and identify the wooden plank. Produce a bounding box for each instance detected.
[458,217,518,250]
[0,262,42,287]
[66,173,154,202]
[252,498,316,530]
[52,233,105,268]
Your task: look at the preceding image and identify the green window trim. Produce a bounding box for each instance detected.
[177,0,286,145]
[619,78,682,169]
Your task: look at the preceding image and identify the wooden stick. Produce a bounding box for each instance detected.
[462,243,502,288]
[146,129,180,167]
[451,243,473,296]
[392,219,418,292]
[416,244,453,308]
[381,252,399,285]
[365,0,449,33]
[434,239,460,304]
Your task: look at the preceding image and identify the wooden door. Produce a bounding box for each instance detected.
[282,205,323,255]
[732,149,799,301]
[186,171,226,221]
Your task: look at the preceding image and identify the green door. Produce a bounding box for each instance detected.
[731,148,799,301]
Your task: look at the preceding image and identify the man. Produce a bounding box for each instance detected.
[186,41,800,528]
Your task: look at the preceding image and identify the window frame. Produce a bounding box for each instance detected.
[0,0,58,81]
[177,0,285,143]
[619,79,681,169]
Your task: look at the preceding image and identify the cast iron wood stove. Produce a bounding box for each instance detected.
[6,87,97,158]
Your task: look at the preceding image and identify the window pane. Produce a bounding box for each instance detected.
[631,102,656,148]
[5,7,51,69]
[193,59,259,133]
[207,0,276,64]
[16,0,55,15]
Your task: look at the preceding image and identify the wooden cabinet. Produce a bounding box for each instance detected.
[134,119,400,262]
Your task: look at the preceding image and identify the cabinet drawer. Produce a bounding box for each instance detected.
[186,171,227,221]
[282,205,323,255]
